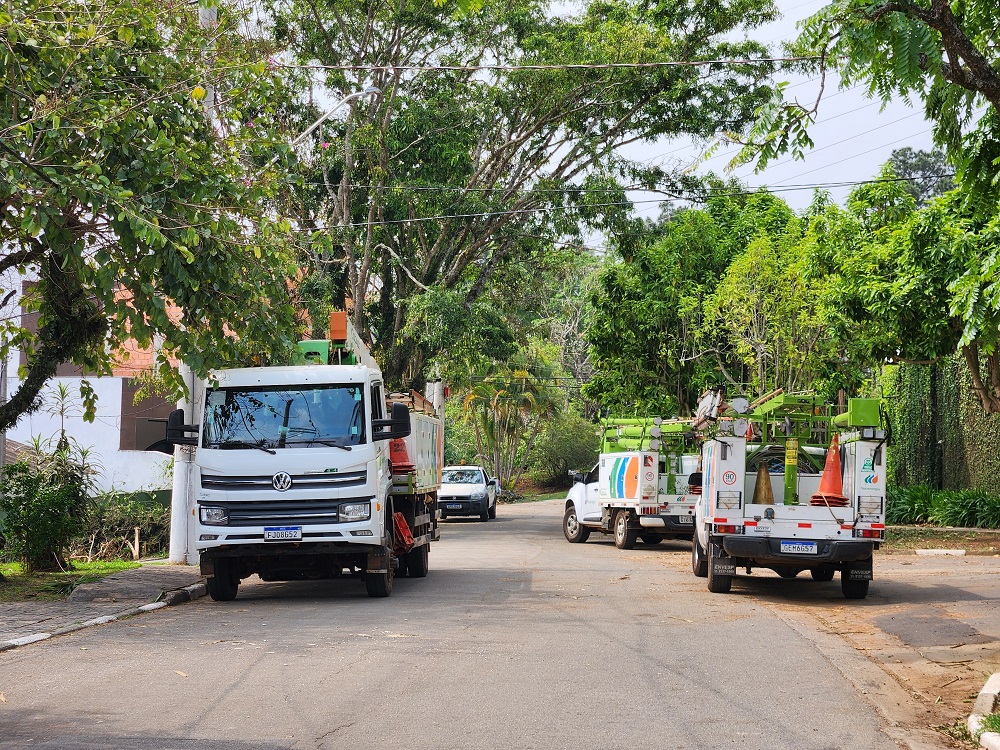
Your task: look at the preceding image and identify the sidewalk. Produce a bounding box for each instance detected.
[0,563,205,652]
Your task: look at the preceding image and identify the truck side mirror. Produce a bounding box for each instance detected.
[166,409,199,447]
[373,402,411,441]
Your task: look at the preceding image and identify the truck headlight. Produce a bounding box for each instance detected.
[340,502,371,522]
[200,506,229,525]
[470,491,486,501]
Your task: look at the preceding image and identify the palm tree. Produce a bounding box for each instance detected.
[461,348,564,492]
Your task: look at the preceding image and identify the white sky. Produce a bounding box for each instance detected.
[622,0,936,214]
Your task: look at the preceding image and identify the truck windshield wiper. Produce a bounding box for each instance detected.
[214,440,276,455]
[285,439,353,451]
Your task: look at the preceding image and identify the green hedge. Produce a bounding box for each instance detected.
[886,486,1000,528]
[882,355,1000,495]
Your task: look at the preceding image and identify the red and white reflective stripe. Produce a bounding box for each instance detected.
[712,517,731,524]
[870,523,885,529]
[744,521,758,527]
[798,522,812,528]
[841,524,853,530]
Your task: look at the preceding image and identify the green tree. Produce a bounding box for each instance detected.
[266,0,782,388]
[888,147,954,205]
[461,347,564,489]
[0,0,299,429]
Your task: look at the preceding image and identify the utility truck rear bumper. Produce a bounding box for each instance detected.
[720,537,875,566]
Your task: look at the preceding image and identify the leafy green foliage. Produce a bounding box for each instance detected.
[527,413,600,489]
[886,485,1000,529]
[76,493,171,561]
[268,0,781,388]
[0,447,94,572]
[0,0,299,429]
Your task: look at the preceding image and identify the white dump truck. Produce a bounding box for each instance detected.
[164,312,443,600]
[691,395,886,599]
[563,418,700,548]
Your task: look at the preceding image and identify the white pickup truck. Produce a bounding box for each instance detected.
[563,451,700,548]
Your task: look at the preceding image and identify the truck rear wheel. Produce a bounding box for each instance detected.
[563,505,590,543]
[613,510,638,550]
[841,573,870,600]
[707,543,733,593]
[406,544,429,578]
[207,558,239,601]
[692,538,708,578]
[811,565,835,582]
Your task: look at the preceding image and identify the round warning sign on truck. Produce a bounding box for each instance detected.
[722,470,737,485]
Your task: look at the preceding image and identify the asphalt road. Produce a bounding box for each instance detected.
[0,499,971,750]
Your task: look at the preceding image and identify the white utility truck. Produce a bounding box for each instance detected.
[692,395,886,599]
[563,418,700,548]
[165,312,443,600]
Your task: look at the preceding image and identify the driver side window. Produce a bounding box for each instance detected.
[585,464,600,484]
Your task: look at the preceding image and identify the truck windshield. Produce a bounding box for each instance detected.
[202,385,365,450]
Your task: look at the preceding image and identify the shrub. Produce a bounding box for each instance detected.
[74,492,171,562]
[886,485,935,525]
[527,413,600,489]
[929,490,984,528]
[0,449,92,572]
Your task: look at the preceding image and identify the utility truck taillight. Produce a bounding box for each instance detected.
[854,528,884,539]
[714,524,742,534]
[640,506,658,516]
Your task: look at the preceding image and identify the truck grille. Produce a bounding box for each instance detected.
[204,499,351,526]
[201,470,367,491]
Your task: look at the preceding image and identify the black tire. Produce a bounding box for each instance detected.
[479,502,490,521]
[641,534,663,545]
[406,544,429,578]
[563,505,591,543]
[613,510,638,550]
[810,565,835,582]
[207,558,239,601]
[707,543,733,593]
[692,538,708,578]
[842,574,870,600]
[777,569,800,579]
[488,500,497,519]
[366,505,395,598]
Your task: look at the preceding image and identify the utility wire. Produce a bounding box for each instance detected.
[274,56,823,74]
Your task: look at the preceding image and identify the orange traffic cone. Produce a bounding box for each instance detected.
[810,433,849,507]
[389,438,416,474]
[752,463,774,505]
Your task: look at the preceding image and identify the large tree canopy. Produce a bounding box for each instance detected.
[0,0,299,429]
[265,0,783,388]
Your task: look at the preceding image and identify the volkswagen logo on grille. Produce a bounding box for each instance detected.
[272,472,293,492]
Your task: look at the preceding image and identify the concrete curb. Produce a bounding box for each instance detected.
[0,581,206,654]
[969,673,1000,749]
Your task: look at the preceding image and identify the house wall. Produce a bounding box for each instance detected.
[4,358,174,495]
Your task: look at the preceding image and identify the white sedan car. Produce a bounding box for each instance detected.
[439,465,498,521]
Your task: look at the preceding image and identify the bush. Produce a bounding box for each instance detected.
[527,413,599,489]
[888,485,1000,528]
[0,450,91,572]
[74,493,171,562]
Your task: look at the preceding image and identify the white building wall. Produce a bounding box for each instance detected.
[4,354,172,494]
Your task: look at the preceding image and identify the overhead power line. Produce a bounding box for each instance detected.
[289,174,954,231]
[275,56,823,74]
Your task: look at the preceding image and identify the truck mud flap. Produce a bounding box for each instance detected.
[712,558,737,576]
[846,561,873,581]
[366,548,391,574]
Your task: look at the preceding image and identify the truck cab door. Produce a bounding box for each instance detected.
[582,464,602,522]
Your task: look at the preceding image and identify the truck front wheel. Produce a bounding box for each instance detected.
[613,510,638,550]
[207,558,239,601]
[563,505,590,543]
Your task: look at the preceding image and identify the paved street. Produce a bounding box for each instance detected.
[2,499,997,750]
